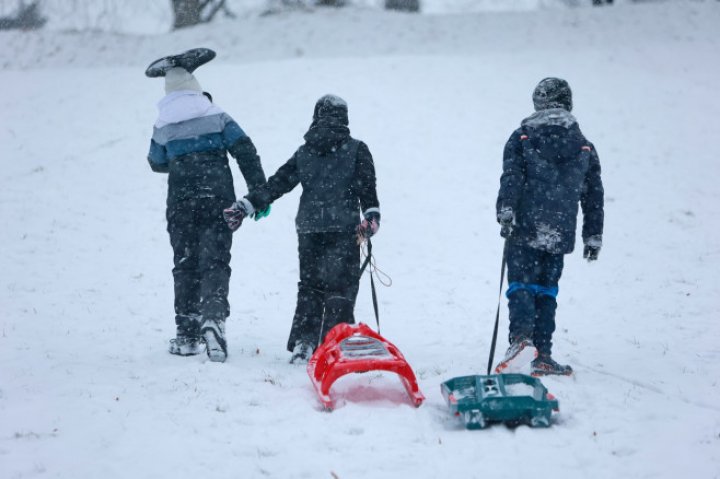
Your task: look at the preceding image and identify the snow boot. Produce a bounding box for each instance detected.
[290,340,314,364]
[145,48,216,78]
[531,355,573,377]
[494,338,538,374]
[201,319,227,363]
[169,314,204,356]
[169,335,205,356]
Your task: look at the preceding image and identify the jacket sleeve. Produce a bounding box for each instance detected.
[147,138,169,173]
[244,152,301,211]
[496,129,525,216]
[222,118,266,193]
[580,142,604,241]
[354,141,379,214]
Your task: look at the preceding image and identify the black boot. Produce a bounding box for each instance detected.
[169,314,205,356]
[289,340,315,364]
[531,355,573,376]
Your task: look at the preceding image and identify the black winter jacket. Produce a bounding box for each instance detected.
[245,97,379,236]
[246,138,379,234]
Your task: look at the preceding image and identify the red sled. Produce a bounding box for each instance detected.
[307,322,425,410]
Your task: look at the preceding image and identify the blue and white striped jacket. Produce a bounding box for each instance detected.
[147,91,265,205]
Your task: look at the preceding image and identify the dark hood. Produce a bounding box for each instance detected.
[303,94,350,154]
[521,108,577,129]
[521,108,584,163]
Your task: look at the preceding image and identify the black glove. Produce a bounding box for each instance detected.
[357,210,380,240]
[583,235,602,262]
[223,200,251,232]
[497,207,514,239]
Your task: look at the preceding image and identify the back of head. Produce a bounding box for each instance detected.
[532,77,572,112]
[312,94,349,126]
[304,94,350,153]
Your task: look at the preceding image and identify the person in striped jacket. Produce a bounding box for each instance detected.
[147,52,266,362]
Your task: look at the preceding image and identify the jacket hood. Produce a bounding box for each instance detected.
[521,108,578,129]
[155,91,223,128]
[521,108,584,163]
[303,94,350,154]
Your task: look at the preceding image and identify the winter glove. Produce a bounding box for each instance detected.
[497,207,515,239]
[357,210,380,241]
[252,205,271,222]
[583,235,602,262]
[223,198,254,232]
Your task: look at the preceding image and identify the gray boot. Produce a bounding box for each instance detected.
[201,319,227,363]
[169,314,205,356]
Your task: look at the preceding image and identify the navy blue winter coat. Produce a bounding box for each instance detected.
[496,109,604,254]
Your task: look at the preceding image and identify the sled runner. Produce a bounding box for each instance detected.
[307,322,425,410]
[145,48,216,78]
[441,374,558,429]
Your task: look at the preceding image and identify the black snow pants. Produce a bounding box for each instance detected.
[167,197,232,337]
[287,232,360,352]
[505,243,565,356]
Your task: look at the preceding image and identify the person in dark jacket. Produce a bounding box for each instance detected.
[494,77,604,376]
[147,55,266,363]
[223,94,380,363]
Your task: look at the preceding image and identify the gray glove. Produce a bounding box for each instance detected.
[497,207,514,238]
[583,235,602,261]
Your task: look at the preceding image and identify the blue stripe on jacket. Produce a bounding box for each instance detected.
[148,139,168,171]
[147,113,248,166]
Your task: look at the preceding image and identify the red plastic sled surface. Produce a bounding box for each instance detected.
[307,323,425,410]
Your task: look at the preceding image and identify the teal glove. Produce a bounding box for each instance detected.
[253,205,271,221]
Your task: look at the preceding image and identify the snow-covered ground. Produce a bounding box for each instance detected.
[1,1,719,478]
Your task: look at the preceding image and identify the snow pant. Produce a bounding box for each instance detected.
[287,232,360,352]
[167,197,232,338]
[505,243,564,356]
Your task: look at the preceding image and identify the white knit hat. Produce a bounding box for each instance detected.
[164,67,202,94]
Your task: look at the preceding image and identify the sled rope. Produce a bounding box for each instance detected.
[360,242,392,287]
[486,240,508,375]
[359,239,391,334]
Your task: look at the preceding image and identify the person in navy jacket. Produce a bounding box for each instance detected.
[495,77,604,376]
[223,94,380,363]
[147,58,266,362]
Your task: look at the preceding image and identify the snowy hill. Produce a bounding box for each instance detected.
[1,1,720,478]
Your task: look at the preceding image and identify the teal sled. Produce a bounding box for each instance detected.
[441,374,559,429]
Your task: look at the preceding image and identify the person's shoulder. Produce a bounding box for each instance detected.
[352,137,367,148]
[350,138,370,155]
[212,107,233,123]
[505,127,526,144]
[570,122,593,145]
[295,142,309,156]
